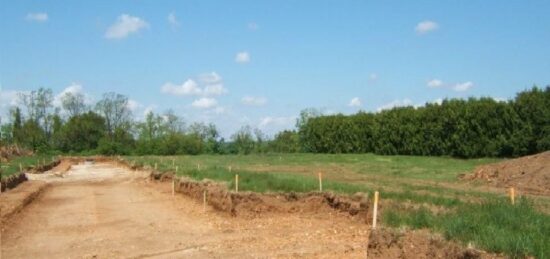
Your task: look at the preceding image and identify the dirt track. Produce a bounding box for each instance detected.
[1,163,367,258]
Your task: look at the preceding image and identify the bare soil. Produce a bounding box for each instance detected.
[1,160,499,258]
[0,145,31,163]
[462,151,550,196]
[0,180,49,224]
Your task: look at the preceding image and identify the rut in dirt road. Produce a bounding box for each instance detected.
[1,163,367,258]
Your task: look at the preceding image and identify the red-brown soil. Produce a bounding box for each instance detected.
[462,151,550,196]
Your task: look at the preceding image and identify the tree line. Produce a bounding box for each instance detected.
[0,86,548,158]
[298,86,549,158]
[0,88,287,155]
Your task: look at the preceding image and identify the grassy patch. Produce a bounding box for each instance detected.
[0,155,53,178]
[384,198,550,258]
[130,156,468,207]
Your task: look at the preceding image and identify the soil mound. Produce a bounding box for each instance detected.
[462,151,550,196]
[0,145,32,162]
[367,228,503,259]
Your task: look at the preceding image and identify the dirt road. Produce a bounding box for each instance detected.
[1,163,366,258]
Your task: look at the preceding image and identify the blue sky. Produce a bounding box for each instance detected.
[1,1,549,137]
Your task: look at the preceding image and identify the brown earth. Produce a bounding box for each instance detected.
[367,228,502,259]
[1,159,499,258]
[0,145,31,162]
[0,180,49,224]
[462,151,550,196]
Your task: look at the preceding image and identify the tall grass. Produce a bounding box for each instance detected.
[384,198,550,258]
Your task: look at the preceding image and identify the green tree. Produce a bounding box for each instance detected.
[231,126,255,154]
[58,112,105,153]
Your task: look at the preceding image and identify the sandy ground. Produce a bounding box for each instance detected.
[1,162,367,258]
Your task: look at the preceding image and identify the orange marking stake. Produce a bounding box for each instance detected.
[318,172,323,192]
[372,191,379,229]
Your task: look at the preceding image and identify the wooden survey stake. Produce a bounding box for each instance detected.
[372,191,379,229]
[203,190,207,212]
[509,187,515,205]
[235,174,239,193]
[172,178,175,196]
[318,172,323,192]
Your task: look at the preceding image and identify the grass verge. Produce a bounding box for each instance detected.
[0,155,53,178]
[384,198,550,258]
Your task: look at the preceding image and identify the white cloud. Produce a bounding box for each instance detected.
[377,98,413,112]
[53,83,94,108]
[25,13,48,22]
[53,83,83,107]
[432,98,443,105]
[212,106,227,114]
[167,12,179,27]
[241,96,267,106]
[348,97,362,107]
[235,51,250,63]
[427,79,443,88]
[258,116,297,129]
[369,73,378,81]
[198,72,222,85]
[248,22,259,30]
[142,104,157,116]
[415,20,439,34]
[452,81,474,92]
[0,89,22,108]
[161,79,201,96]
[192,98,217,109]
[126,99,142,112]
[204,84,227,96]
[105,14,149,39]
[427,79,474,92]
[0,89,21,117]
[161,72,227,97]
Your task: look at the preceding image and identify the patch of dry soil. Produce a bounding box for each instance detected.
[462,151,550,196]
[1,162,367,258]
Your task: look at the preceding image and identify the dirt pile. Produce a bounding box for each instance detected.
[367,228,503,259]
[462,151,550,196]
[0,145,32,162]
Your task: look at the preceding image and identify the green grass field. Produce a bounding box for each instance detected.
[0,154,54,178]
[124,153,549,258]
